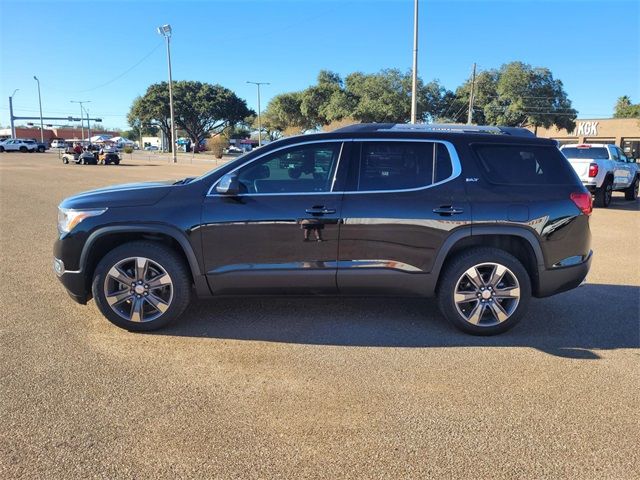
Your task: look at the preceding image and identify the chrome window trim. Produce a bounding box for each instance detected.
[206,138,461,197]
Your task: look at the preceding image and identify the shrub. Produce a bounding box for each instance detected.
[123,146,134,154]
[206,136,229,159]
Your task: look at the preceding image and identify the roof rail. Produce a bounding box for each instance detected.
[334,123,536,138]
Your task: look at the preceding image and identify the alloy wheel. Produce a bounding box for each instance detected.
[103,257,173,322]
[454,262,520,327]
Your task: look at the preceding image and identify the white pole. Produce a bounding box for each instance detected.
[410,0,419,124]
[166,36,177,163]
[34,77,44,142]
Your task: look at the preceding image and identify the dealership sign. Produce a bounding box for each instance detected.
[573,121,599,136]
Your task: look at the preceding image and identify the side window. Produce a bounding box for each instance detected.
[473,144,578,185]
[352,141,453,192]
[609,147,619,160]
[616,148,627,162]
[236,142,341,194]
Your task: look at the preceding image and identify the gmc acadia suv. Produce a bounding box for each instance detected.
[54,124,593,335]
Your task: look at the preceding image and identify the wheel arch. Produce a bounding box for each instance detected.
[80,225,203,292]
[433,226,544,296]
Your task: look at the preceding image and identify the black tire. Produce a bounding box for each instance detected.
[37,146,45,153]
[437,247,532,335]
[62,156,69,164]
[0,146,4,152]
[19,146,27,153]
[594,177,613,208]
[114,159,120,165]
[92,241,192,331]
[624,175,639,201]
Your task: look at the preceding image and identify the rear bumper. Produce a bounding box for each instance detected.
[535,251,592,298]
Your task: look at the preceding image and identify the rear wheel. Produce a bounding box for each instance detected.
[437,247,531,335]
[0,146,4,152]
[19,146,27,153]
[62,156,69,164]
[92,241,192,331]
[624,176,639,201]
[594,177,613,208]
[37,146,45,153]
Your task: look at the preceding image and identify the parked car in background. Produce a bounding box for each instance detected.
[144,145,159,151]
[51,140,67,150]
[26,139,49,153]
[0,138,38,152]
[560,143,639,206]
[54,123,593,336]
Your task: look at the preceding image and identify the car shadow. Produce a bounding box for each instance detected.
[154,284,640,359]
[600,195,640,211]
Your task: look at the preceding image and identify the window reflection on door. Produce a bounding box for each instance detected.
[237,143,342,194]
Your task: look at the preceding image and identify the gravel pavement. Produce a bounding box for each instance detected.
[1,152,639,479]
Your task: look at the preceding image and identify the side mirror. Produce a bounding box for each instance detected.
[216,173,240,195]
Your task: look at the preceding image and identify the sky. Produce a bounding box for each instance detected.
[1,0,638,130]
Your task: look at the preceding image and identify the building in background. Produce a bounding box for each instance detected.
[532,118,640,160]
[0,126,119,144]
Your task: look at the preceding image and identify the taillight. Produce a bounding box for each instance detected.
[588,163,598,177]
[570,192,592,216]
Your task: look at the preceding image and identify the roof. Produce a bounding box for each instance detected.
[333,123,536,138]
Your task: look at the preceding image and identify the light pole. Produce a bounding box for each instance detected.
[70,100,90,141]
[9,89,18,139]
[82,106,92,141]
[33,77,44,142]
[157,24,177,163]
[246,81,269,147]
[410,0,419,124]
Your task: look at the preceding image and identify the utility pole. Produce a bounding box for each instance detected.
[246,81,270,147]
[33,76,44,142]
[467,63,477,125]
[83,106,92,141]
[157,24,177,163]
[410,0,419,124]
[70,100,90,141]
[9,89,18,138]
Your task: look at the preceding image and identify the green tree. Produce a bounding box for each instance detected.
[261,91,311,133]
[127,81,253,151]
[613,96,640,118]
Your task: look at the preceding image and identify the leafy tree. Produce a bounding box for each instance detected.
[442,62,576,131]
[261,91,311,133]
[128,83,173,149]
[614,96,640,118]
[127,81,253,151]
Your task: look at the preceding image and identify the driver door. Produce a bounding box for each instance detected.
[200,141,346,295]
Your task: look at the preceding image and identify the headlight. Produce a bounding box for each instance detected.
[58,207,107,233]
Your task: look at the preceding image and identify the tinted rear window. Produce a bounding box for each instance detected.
[473,144,578,185]
[561,147,609,160]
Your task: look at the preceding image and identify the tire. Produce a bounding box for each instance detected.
[624,175,639,201]
[38,146,45,153]
[92,241,192,331]
[114,159,120,165]
[0,146,4,152]
[19,146,27,153]
[79,157,85,165]
[437,247,531,335]
[62,156,69,164]
[594,177,613,208]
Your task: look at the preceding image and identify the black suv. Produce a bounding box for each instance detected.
[54,124,592,335]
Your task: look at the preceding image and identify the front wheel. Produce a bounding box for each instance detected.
[19,146,27,153]
[92,241,192,331]
[62,156,69,164]
[624,176,639,201]
[0,146,4,152]
[437,247,531,335]
[38,146,45,153]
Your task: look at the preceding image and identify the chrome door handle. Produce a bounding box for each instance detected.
[433,206,464,216]
[305,207,336,215]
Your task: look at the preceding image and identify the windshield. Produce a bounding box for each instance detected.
[561,147,609,160]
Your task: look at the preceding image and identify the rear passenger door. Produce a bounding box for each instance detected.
[613,147,634,188]
[336,139,470,295]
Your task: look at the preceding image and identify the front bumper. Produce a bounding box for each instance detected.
[535,251,593,298]
[54,257,89,304]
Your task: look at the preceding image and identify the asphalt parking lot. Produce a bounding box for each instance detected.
[1,151,639,479]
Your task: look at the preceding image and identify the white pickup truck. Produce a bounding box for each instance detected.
[560,143,639,207]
